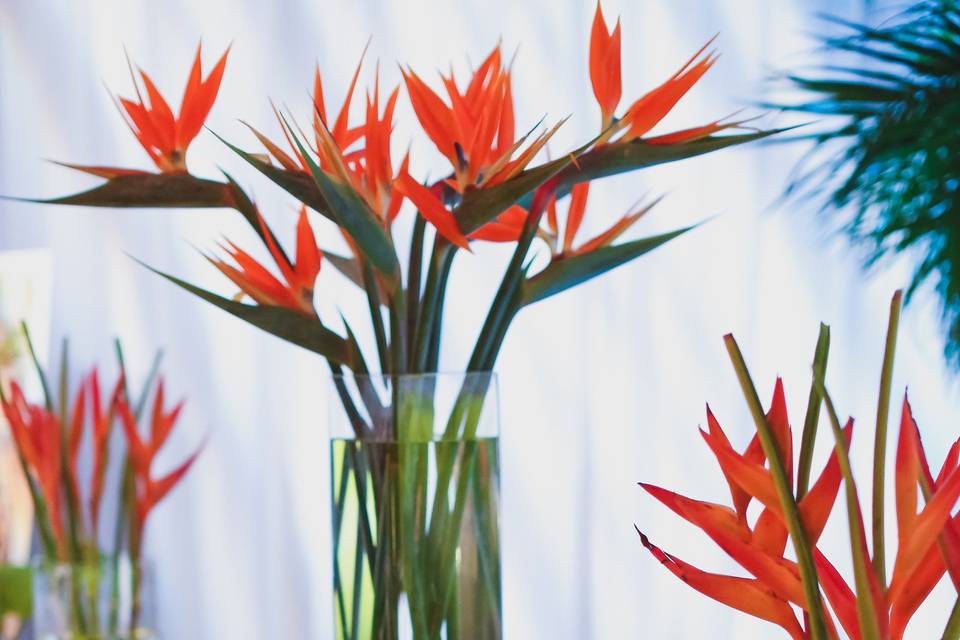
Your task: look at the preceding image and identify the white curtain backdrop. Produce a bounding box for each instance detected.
[2,0,957,638]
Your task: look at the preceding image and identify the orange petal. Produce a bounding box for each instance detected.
[888,456,960,603]
[177,45,229,150]
[562,182,591,253]
[138,70,176,152]
[890,541,945,640]
[402,68,458,163]
[294,207,322,290]
[624,44,717,140]
[895,394,920,550]
[589,3,621,123]
[640,483,751,544]
[394,173,470,249]
[705,407,753,521]
[814,549,862,640]
[700,427,780,514]
[638,530,805,640]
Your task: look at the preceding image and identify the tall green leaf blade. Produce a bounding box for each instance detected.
[140,261,353,364]
[520,225,695,306]
[13,174,231,208]
[552,130,788,197]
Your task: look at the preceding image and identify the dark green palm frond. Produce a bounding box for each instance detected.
[777,0,960,365]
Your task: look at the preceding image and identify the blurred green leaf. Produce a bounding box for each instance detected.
[0,565,31,618]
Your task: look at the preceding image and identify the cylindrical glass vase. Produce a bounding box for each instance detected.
[328,372,501,640]
[32,555,155,640]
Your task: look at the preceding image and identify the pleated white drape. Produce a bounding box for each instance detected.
[2,0,957,637]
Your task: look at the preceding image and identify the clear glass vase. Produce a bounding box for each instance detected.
[31,555,155,640]
[329,372,501,640]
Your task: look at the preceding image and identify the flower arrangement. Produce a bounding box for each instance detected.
[15,3,784,637]
[639,291,960,639]
[2,328,201,639]
[19,3,780,379]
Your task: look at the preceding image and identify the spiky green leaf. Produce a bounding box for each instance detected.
[520,225,696,306]
[15,174,231,208]
[140,261,353,365]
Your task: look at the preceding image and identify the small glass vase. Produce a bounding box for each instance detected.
[31,554,155,640]
[328,372,501,640]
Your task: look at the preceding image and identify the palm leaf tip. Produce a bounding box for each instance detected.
[773,1,960,367]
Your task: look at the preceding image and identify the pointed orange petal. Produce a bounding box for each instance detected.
[813,549,862,640]
[138,70,176,152]
[394,173,470,249]
[52,161,151,180]
[896,394,920,550]
[589,3,621,122]
[403,68,458,164]
[890,541,945,640]
[562,182,591,253]
[700,427,780,514]
[705,406,753,521]
[469,205,527,243]
[638,531,805,640]
[640,483,751,544]
[294,207,322,290]
[624,46,717,140]
[332,44,368,144]
[177,45,229,150]
[144,440,205,520]
[888,458,960,603]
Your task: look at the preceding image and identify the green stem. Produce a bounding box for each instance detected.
[724,335,829,640]
[406,215,426,359]
[797,323,831,500]
[21,321,52,410]
[362,259,391,374]
[412,242,452,373]
[872,289,902,585]
[813,374,884,640]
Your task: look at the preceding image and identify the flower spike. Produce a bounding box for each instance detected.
[207,205,322,316]
[66,44,229,177]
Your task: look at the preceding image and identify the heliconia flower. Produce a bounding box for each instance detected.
[65,44,229,178]
[589,2,622,127]
[207,206,322,316]
[1,382,66,557]
[117,379,202,549]
[401,45,563,194]
[639,382,960,640]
